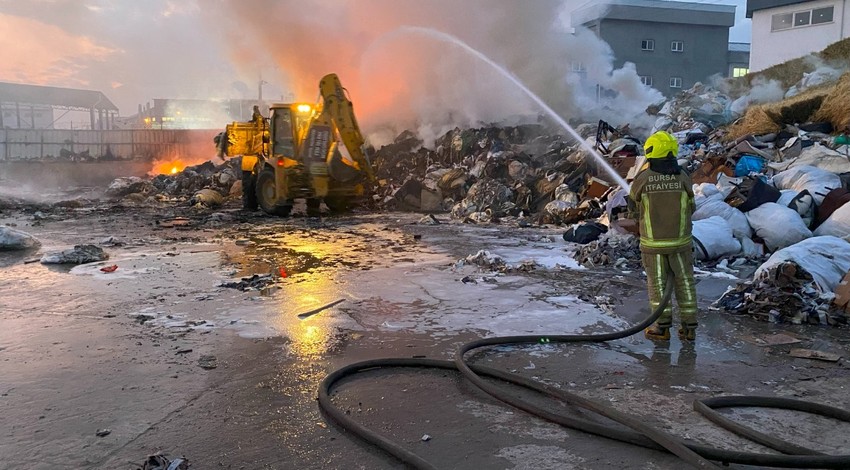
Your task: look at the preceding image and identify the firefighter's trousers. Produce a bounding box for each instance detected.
[641,249,697,328]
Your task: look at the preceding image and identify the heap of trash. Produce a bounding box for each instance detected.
[370,38,850,326]
[105,158,242,208]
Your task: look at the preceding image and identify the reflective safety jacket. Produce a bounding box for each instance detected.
[628,169,695,254]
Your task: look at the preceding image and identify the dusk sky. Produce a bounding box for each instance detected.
[0,0,751,130]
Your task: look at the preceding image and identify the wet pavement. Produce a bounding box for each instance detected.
[1,205,850,469]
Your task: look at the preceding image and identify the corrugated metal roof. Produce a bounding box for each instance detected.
[0,82,118,111]
[729,42,752,52]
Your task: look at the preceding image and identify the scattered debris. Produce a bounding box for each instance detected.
[100,265,119,273]
[189,188,224,208]
[789,349,842,362]
[739,333,802,347]
[297,299,346,319]
[41,245,108,265]
[575,231,641,270]
[0,226,40,250]
[139,454,189,470]
[198,355,218,370]
[421,434,432,442]
[220,274,276,292]
[95,428,111,437]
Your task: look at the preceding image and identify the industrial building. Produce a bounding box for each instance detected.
[0,82,118,130]
[572,0,743,96]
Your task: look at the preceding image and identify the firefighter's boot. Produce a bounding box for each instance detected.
[678,323,697,341]
[644,323,671,341]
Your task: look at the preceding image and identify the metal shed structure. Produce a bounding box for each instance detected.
[0,82,119,130]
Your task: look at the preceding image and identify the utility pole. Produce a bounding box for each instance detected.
[258,77,268,104]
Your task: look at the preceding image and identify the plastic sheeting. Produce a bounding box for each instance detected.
[768,143,850,174]
[692,216,741,260]
[814,203,850,241]
[746,203,812,251]
[0,226,40,250]
[755,236,850,292]
[693,198,752,239]
[772,165,842,205]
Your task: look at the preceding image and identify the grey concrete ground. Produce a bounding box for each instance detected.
[1,203,849,469]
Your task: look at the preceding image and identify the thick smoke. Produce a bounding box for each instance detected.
[208,0,662,145]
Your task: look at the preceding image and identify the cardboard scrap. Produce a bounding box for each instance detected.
[740,333,802,347]
[789,348,842,362]
[833,271,850,313]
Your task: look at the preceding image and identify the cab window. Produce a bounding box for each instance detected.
[273,109,294,155]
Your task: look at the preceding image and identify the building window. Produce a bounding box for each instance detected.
[571,61,586,73]
[772,6,834,31]
[771,12,793,30]
[640,75,653,86]
[671,40,684,52]
[794,10,811,26]
[732,67,749,78]
[670,77,683,88]
[812,6,834,24]
[641,39,655,51]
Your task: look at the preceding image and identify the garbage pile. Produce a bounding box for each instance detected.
[368,39,850,325]
[717,236,850,325]
[371,124,599,222]
[106,159,241,208]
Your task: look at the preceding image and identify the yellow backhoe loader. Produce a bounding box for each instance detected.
[216,74,374,216]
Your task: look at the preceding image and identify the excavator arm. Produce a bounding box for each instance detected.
[316,74,375,181]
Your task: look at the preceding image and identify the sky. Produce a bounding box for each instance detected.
[0,0,750,137]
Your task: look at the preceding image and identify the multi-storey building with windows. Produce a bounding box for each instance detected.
[747,0,849,71]
[572,0,741,96]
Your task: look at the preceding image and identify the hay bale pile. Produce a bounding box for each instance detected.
[814,72,850,131]
[727,72,850,140]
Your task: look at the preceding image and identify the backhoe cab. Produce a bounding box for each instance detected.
[216,74,374,216]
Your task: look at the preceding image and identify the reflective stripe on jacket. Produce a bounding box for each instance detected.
[628,168,695,254]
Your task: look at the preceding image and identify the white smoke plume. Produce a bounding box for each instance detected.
[728,76,786,117]
[206,0,662,145]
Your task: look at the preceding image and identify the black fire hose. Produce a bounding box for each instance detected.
[318,273,850,468]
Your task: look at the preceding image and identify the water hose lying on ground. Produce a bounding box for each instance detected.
[318,273,850,468]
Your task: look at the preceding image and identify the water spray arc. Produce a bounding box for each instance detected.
[397,26,631,190]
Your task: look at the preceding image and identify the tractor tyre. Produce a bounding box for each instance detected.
[256,167,292,217]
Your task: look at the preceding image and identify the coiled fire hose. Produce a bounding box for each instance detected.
[318,273,850,469]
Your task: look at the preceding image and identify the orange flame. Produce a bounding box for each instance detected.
[149,159,189,175]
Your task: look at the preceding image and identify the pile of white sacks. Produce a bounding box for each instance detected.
[692,158,850,319]
[692,164,849,260]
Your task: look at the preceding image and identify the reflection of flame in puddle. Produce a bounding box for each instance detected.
[276,278,343,358]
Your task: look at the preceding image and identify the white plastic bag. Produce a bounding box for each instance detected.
[755,236,850,292]
[693,198,752,239]
[692,216,742,260]
[768,143,850,174]
[814,203,850,241]
[694,183,722,200]
[746,203,812,251]
[776,189,798,207]
[715,174,742,198]
[771,165,842,205]
[739,237,764,257]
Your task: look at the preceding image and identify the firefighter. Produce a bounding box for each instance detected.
[628,131,697,341]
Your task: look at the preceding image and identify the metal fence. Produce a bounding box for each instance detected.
[0,129,220,162]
